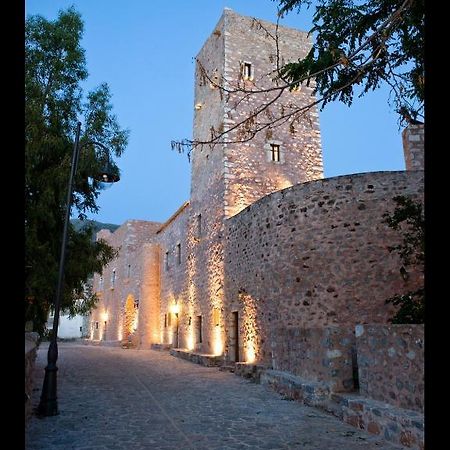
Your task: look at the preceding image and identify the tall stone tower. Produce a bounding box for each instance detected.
[191,8,323,218]
[183,9,324,356]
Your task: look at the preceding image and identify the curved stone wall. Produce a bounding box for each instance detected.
[224,170,424,363]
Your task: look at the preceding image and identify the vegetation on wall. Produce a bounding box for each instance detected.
[383,195,424,323]
[25,7,128,335]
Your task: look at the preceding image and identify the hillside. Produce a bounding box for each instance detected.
[71,219,119,241]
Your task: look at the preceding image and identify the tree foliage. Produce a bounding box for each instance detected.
[383,195,424,324]
[25,7,129,335]
[172,0,424,154]
[277,0,424,122]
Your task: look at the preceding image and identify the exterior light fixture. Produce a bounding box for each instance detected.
[37,121,120,417]
[194,103,203,110]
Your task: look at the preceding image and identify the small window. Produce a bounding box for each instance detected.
[127,264,131,278]
[196,214,202,238]
[164,314,167,328]
[270,143,280,162]
[168,312,172,327]
[111,270,116,289]
[196,315,202,343]
[165,251,169,271]
[95,321,99,330]
[242,62,252,80]
[177,243,181,265]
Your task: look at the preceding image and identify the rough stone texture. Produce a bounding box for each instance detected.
[356,324,424,412]
[402,124,424,171]
[26,342,407,450]
[338,394,424,450]
[169,348,223,367]
[224,171,424,364]
[220,9,324,217]
[271,326,357,393]
[261,369,331,407]
[89,220,161,344]
[25,332,39,425]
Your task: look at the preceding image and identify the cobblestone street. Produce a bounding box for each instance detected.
[26,342,406,449]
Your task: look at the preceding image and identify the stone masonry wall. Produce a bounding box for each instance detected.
[402,124,424,171]
[271,326,356,392]
[136,243,160,348]
[224,171,424,365]
[356,324,424,412]
[157,204,190,348]
[90,220,161,343]
[222,10,323,217]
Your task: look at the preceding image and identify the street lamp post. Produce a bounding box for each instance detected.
[37,122,119,416]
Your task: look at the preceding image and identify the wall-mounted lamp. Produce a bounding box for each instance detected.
[194,103,203,110]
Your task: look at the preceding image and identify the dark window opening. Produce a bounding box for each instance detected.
[164,314,167,328]
[196,315,202,343]
[95,322,99,329]
[243,62,252,79]
[168,312,172,327]
[177,243,181,265]
[197,214,202,238]
[270,143,280,162]
[165,251,169,271]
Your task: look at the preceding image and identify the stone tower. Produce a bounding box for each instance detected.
[191,8,323,219]
[182,9,324,356]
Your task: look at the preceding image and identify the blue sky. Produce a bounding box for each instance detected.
[26,0,406,226]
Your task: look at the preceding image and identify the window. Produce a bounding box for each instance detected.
[127,264,131,278]
[196,214,202,238]
[164,314,167,328]
[165,251,169,271]
[242,62,252,80]
[265,141,284,164]
[177,243,181,265]
[270,143,280,162]
[111,270,116,289]
[168,312,172,327]
[95,321,99,330]
[196,315,202,343]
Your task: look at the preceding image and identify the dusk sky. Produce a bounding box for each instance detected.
[25,0,406,226]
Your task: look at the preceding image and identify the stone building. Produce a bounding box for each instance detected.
[88,9,424,448]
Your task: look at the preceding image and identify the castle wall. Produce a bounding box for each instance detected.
[90,220,161,343]
[156,204,190,348]
[271,326,356,393]
[221,10,323,217]
[136,243,160,348]
[356,324,424,412]
[224,171,424,364]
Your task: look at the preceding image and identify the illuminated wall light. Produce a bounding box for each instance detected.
[213,327,223,355]
[194,103,203,110]
[246,344,256,364]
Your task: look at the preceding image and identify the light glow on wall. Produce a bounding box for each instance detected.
[118,323,123,341]
[101,311,109,322]
[239,290,260,364]
[246,343,256,364]
[213,326,223,355]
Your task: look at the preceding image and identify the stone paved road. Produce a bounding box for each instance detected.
[26,342,406,450]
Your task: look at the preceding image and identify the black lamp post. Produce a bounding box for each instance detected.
[37,122,119,416]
